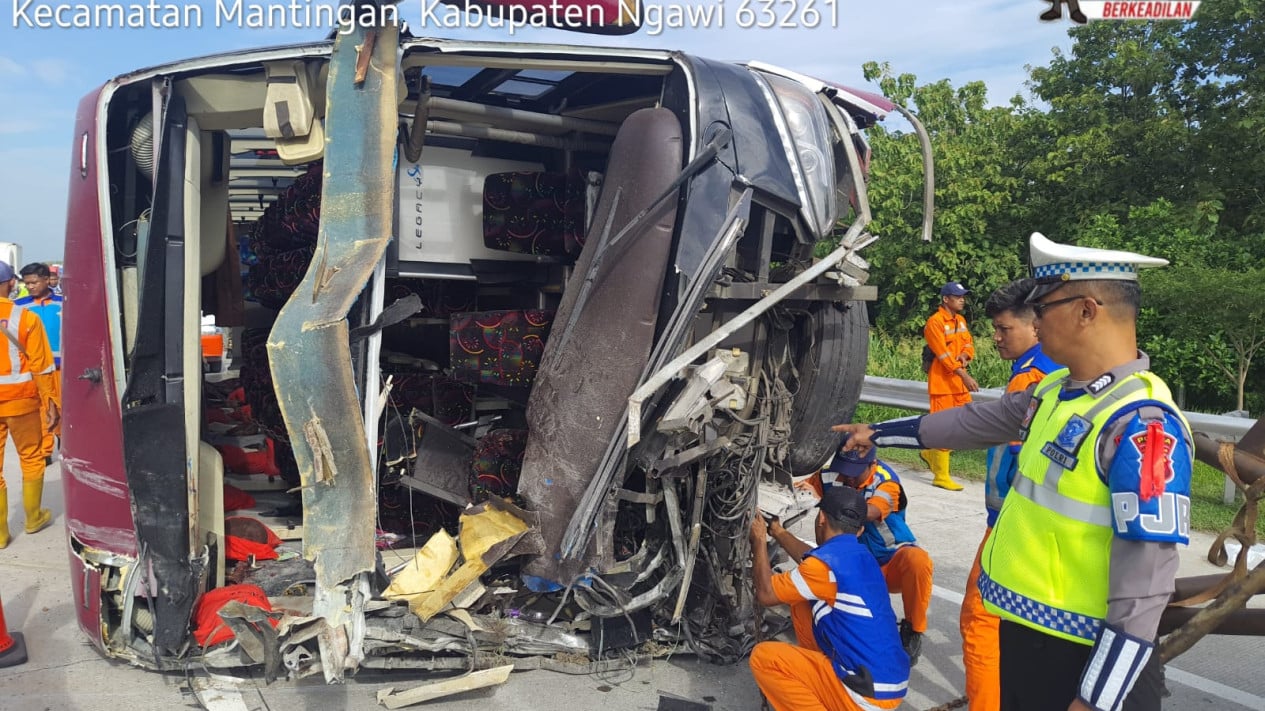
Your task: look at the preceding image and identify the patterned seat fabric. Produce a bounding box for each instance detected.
[383,371,474,426]
[246,245,317,310]
[238,162,325,483]
[449,309,555,388]
[470,429,528,501]
[483,172,586,256]
[244,162,322,309]
[386,279,476,318]
[238,327,300,484]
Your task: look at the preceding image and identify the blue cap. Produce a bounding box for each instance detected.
[0,262,14,282]
[824,440,877,479]
[940,281,970,296]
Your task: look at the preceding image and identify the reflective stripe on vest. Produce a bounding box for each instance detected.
[0,304,33,386]
[807,535,910,701]
[977,568,1103,641]
[860,464,916,563]
[4,303,24,379]
[1008,378,1152,527]
[980,370,1182,645]
[0,303,36,400]
[1034,372,1067,398]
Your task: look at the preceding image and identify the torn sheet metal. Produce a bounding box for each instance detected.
[756,480,819,526]
[401,412,477,507]
[377,665,514,709]
[264,13,399,681]
[215,600,283,682]
[363,609,588,658]
[187,672,254,711]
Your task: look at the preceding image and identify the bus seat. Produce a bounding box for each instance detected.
[470,428,528,501]
[449,309,555,388]
[482,172,586,256]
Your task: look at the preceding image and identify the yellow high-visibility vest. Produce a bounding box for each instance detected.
[978,368,1186,645]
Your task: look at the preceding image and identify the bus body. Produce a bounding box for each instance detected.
[61,8,904,681]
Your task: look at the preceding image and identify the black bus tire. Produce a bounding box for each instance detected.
[786,301,869,475]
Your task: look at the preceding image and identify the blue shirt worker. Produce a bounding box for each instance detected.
[833,233,1192,711]
[16,263,63,464]
[822,445,934,667]
[750,486,909,711]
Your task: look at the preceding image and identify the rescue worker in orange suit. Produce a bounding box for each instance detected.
[922,281,979,491]
[821,444,934,667]
[16,263,63,465]
[749,485,910,711]
[834,233,1191,711]
[960,277,1061,711]
[0,261,60,548]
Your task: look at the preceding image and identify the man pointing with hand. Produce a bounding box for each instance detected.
[835,233,1192,711]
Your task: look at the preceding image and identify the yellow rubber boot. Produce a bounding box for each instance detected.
[930,450,964,491]
[22,479,52,535]
[0,488,10,549]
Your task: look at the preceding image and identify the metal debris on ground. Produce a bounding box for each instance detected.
[376,664,515,709]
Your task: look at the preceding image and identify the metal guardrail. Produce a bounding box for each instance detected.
[860,375,1254,442]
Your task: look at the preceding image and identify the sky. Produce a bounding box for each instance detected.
[0,0,1077,265]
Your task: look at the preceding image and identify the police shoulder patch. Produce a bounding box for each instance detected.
[1087,373,1115,395]
[1019,396,1041,441]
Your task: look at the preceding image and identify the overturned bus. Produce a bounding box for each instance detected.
[59,3,929,683]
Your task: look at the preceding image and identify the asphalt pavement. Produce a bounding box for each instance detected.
[2,447,1263,711]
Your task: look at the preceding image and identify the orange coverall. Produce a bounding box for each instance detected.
[0,299,59,546]
[750,555,903,711]
[922,305,976,490]
[923,305,975,411]
[959,365,1049,711]
[18,293,61,459]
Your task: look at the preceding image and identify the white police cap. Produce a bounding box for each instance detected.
[1029,232,1167,298]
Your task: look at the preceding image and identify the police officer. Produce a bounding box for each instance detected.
[835,233,1192,711]
[961,277,1061,711]
[749,486,910,711]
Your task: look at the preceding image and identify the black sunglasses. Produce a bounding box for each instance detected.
[1032,294,1102,318]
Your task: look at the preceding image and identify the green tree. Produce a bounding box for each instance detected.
[1144,268,1265,413]
[859,62,1025,334]
[850,2,1265,413]
[1021,21,1195,236]
[1169,0,1265,237]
